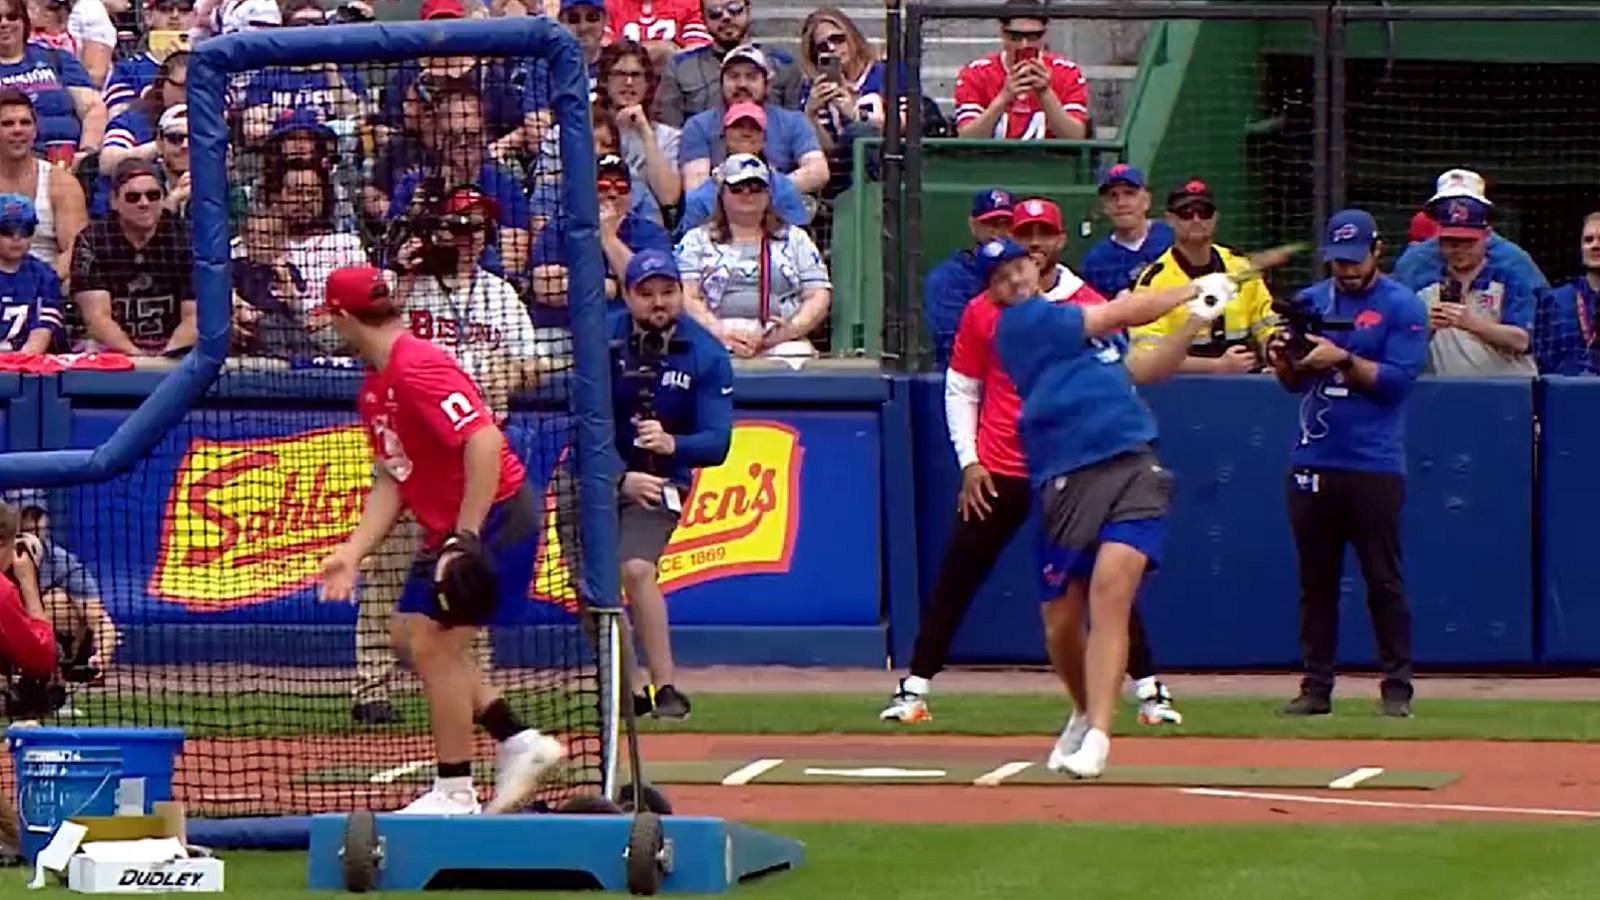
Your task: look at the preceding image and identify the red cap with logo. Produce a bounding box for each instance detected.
[443,185,500,220]
[325,267,393,314]
[1011,197,1063,234]
[420,0,465,20]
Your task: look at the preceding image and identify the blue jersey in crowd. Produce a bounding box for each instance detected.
[0,256,64,351]
[995,299,1157,486]
[922,248,984,366]
[1394,232,1549,293]
[607,309,734,489]
[1534,278,1600,376]
[240,66,366,122]
[382,59,536,139]
[103,52,160,113]
[679,103,819,175]
[1285,275,1428,475]
[529,213,672,327]
[0,45,92,151]
[1079,220,1175,299]
[798,60,888,143]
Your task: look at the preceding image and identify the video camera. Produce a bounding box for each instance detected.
[1271,296,1355,364]
[382,176,466,279]
[611,326,688,474]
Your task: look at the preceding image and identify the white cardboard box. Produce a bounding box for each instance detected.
[67,856,225,893]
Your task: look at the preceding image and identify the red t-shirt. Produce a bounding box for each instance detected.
[604,0,710,47]
[357,334,526,540]
[953,51,1089,140]
[949,266,1105,478]
[0,576,55,679]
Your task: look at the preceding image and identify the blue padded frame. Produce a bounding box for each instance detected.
[0,19,622,611]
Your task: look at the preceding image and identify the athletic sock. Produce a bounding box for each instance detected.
[902,675,931,696]
[436,761,472,791]
[1133,676,1159,698]
[477,698,527,743]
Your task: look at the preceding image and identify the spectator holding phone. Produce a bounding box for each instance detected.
[103,0,191,119]
[798,8,882,192]
[953,0,1087,141]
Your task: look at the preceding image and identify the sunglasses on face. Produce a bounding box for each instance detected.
[811,32,846,53]
[153,1,195,12]
[726,180,767,195]
[162,131,187,144]
[1004,28,1045,42]
[122,189,163,203]
[597,177,630,194]
[444,216,486,235]
[0,13,23,22]
[704,1,745,20]
[561,9,602,24]
[1171,205,1216,221]
[0,223,33,238]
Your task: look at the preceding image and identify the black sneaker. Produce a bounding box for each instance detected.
[352,700,400,725]
[632,691,655,718]
[1278,693,1332,716]
[1380,697,1413,718]
[649,685,691,720]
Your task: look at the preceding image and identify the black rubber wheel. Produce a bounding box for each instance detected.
[558,793,625,815]
[624,811,664,896]
[341,810,380,893]
[617,782,674,815]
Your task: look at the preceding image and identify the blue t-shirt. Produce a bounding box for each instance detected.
[922,249,985,366]
[0,45,92,150]
[1284,275,1429,475]
[679,103,819,174]
[240,66,366,123]
[995,299,1157,486]
[529,213,672,327]
[607,308,734,489]
[92,107,161,216]
[1080,220,1176,299]
[383,59,532,139]
[674,171,809,240]
[103,52,159,113]
[0,257,64,350]
[1533,278,1599,377]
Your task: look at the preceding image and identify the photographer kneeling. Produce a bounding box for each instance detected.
[1265,210,1428,719]
[611,250,734,720]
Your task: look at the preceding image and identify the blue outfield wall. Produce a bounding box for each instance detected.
[5,369,1598,668]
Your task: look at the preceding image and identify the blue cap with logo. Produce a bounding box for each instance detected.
[1434,196,1491,239]
[971,188,1016,222]
[561,0,604,10]
[1322,209,1379,263]
[0,193,37,231]
[624,249,682,291]
[1098,163,1146,193]
[977,238,1029,281]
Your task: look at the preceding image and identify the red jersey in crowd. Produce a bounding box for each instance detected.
[953,51,1089,140]
[357,334,526,541]
[947,266,1105,478]
[604,0,710,48]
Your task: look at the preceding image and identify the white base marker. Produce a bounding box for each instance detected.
[369,760,428,785]
[1327,767,1385,790]
[721,758,784,786]
[974,762,1034,786]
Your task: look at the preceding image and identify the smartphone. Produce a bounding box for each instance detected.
[148,30,190,62]
[818,53,842,84]
[1014,46,1039,63]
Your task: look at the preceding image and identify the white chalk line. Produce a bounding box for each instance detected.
[1181,787,1600,820]
[974,761,1034,786]
[1327,767,1386,790]
[369,760,429,785]
[721,758,784,786]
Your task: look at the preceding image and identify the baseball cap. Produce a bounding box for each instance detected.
[625,249,682,291]
[1321,209,1378,264]
[971,188,1015,222]
[2,488,46,513]
[722,44,769,74]
[157,103,188,135]
[597,153,631,182]
[220,0,281,32]
[1098,163,1146,193]
[720,153,770,186]
[111,158,161,189]
[1427,168,1491,207]
[324,267,393,314]
[420,0,465,18]
[977,238,1029,282]
[268,107,336,143]
[723,101,767,130]
[442,184,500,220]
[1166,179,1215,212]
[1408,209,1440,244]
[0,193,38,230]
[1011,197,1063,234]
[1434,197,1491,239]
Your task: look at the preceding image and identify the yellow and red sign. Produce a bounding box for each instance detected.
[149,427,371,611]
[533,420,804,605]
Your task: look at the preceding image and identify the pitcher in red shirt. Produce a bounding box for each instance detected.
[318,267,563,817]
[880,199,1182,727]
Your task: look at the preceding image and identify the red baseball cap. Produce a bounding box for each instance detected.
[325,267,393,314]
[443,185,500,220]
[722,102,767,130]
[420,0,465,19]
[1408,209,1440,244]
[1011,197,1063,234]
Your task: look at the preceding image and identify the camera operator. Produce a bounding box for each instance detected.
[610,249,733,720]
[1264,210,1428,719]
[0,500,66,722]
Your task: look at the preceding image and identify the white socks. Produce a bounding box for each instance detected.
[436,776,473,794]
[902,675,931,695]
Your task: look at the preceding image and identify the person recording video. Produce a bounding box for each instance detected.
[1264,209,1428,720]
[610,249,733,720]
[0,500,68,722]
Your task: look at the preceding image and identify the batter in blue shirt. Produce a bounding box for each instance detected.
[990,236,1239,782]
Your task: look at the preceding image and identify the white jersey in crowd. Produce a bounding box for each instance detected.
[398,267,541,398]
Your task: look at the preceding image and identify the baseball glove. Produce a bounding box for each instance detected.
[433,531,497,627]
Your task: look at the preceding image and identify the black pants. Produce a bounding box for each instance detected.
[909,473,1158,682]
[1286,468,1413,701]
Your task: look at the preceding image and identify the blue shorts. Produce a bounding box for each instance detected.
[396,482,539,626]
[1040,515,1167,599]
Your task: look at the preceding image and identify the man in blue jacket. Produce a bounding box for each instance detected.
[1534,211,1600,376]
[1078,164,1174,299]
[1266,210,1429,719]
[609,249,735,719]
[923,188,1015,365]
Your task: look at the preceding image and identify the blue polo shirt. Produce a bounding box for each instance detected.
[1284,275,1429,474]
[994,298,1156,486]
[679,103,819,174]
[608,310,735,489]
[1534,278,1600,376]
[1079,220,1175,299]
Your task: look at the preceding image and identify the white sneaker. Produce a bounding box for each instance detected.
[397,787,481,816]
[1052,728,1111,779]
[1046,710,1091,771]
[1136,681,1184,725]
[879,682,931,723]
[485,730,565,814]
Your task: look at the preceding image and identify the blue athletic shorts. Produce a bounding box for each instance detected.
[1036,448,1172,600]
[396,482,539,626]
[1039,516,1167,599]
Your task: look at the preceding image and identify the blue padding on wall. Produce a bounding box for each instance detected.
[910,375,1537,669]
[1537,377,1600,663]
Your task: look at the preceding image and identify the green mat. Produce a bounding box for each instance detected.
[297,759,1457,790]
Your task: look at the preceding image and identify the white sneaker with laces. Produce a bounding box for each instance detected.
[397,787,481,816]
[1136,680,1184,725]
[1054,728,1111,779]
[879,686,931,723]
[486,730,565,814]
[1046,710,1091,771]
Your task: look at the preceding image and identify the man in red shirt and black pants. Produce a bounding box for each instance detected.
[881,199,1182,726]
[318,267,563,817]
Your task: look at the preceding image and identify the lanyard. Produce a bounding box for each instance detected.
[757,232,771,326]
[1577,281,1598,348]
